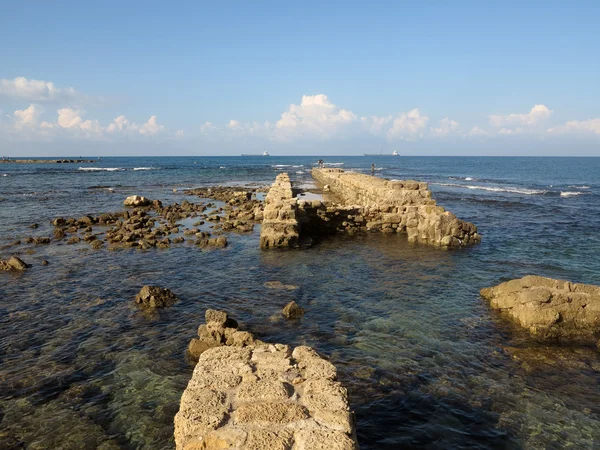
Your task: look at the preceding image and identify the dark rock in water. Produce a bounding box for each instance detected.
[41,260,49,265]
[30,223,39,229]
[90,240,103,250]
[53,228,66,240]
[282,301,305,319]
[209,236,227,248]
[0,256,30,271]
[34,237,51,245]
[67,236,81,245]
[52,217,66,227]
[135,285,179,308]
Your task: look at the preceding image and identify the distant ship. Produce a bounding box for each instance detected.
[392,150,399,156]
[241,150,270,156]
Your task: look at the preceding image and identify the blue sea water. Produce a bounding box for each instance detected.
[0,156,599,449]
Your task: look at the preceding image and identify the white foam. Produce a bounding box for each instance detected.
[465,177,473,181]
[133,167,155,171]
[560,191,583,197]
[568,185,590,189]
[272,164,303,168]
[324,162,344,166]
[437,183,547,195]
[78,167,125,172]
[1,174,7,177]
[296,170,304,174]
[219,166,226,169]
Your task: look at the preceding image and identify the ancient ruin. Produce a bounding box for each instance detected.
[260,169,480,249]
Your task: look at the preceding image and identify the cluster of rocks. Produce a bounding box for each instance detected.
[176,309,359,450]
[481,275,600,345]
[260,174,300,249]
[0,159,96,164]
[311,168,480,248]
[0,256,30,271]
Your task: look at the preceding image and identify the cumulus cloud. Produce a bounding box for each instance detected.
[10,105,165,139]
[489,104,552,127]
[387,109,429,139]
[0,77,82,103]
[547,118,600,135]
[466,126,488,137]
[430,117,460,137]
[200,121,217,133]
[14,104,42,127]
[273,94,356,140]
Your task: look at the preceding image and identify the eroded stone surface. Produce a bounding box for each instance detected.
[481,275,600,342]
[311,168,480,248]
[260,173,300,249]
[175,312,359,449]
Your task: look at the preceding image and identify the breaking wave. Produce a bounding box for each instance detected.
[560,191,584,197]
[436,183,548,195]
[78,167,126,172]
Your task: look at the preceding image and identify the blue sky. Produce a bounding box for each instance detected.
[1,0,599,155]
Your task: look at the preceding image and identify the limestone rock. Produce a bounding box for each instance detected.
[0,256,30,271]
[265,281,299,290]
[124,195,151,207]
[135,285,179,308]
[282,301,305,319]
[481,275,600,342]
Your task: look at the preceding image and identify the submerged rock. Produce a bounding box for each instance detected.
[265,281,299,290]
[135,285,179,308]
[481,275,600,343]
[0,256,30,271]
[282,301,305,319]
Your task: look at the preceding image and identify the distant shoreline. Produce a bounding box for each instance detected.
[0,159,96,164]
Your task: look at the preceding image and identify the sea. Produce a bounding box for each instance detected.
[0,156,599,449]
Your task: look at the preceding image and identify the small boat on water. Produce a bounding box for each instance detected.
[263,150,269,156]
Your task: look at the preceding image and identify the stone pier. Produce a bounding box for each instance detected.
[311,168,480,248]
[259,174,300,249]
[175,310,359,450]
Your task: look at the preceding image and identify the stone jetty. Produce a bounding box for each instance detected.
[0,159,95,164]
[260,169,480,249]
[260,173,300,249]
[481,275,600,344]
[175,310,359,450]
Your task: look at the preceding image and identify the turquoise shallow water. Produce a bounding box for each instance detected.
[1,156,599,449]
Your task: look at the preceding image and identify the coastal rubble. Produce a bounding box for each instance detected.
[481,275,600,344]
[124,195,151,207]
[176,309,359,450]
[282,301,305,319]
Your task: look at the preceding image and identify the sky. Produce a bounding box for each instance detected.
[0,0,599,156]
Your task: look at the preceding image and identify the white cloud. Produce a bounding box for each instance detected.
[200,121,216,133]
[466,126,488,137]
[9,106,165,139]
[431,117,460,137]
[547,118,600,135]
[360,115,392,134]
[0,77,81,103]
[387,109,429,139]
[273,94,356,140]
[14,104,41,128]
[489,104,552,127]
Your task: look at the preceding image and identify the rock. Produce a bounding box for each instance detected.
[67,236,81,245]
[0,256,30,271]
[52,217,66,227]
[135,285,179,308]
[481,275,600,343]
[90,240,103,250]
[53,228,66,240]
[205,309,229,326]
[124,195,151,207]
[30,223,39,229]
[282,301,305,319]
[41,260,49,265]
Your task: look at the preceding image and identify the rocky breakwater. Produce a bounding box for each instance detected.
[176,310,359,450]
[311,168,480,248]
[481,275,600,344]
[260,173,300,249]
